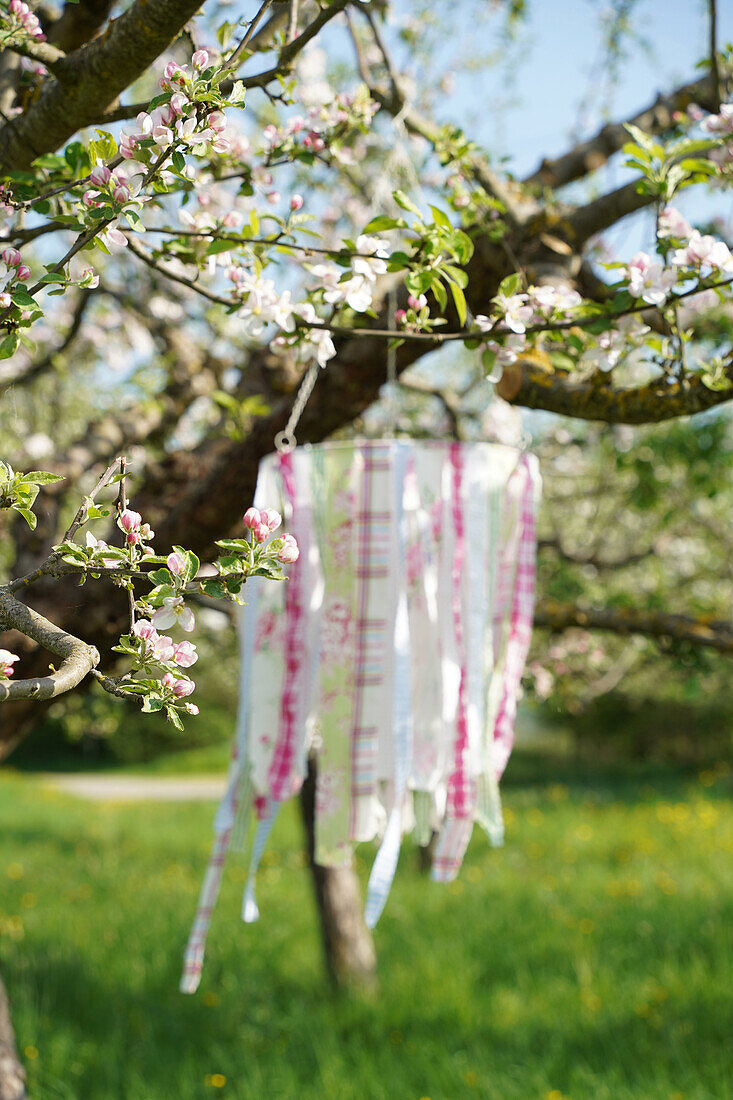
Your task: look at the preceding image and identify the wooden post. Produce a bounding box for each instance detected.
[299,756,377,990]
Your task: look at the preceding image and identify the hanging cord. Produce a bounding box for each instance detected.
[384,284,399,436]
[274,360,320,453]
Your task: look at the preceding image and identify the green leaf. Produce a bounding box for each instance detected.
[448,280,467,326]
[392,189,421,216]
[362,215,406,233]
[14,506,36,529]
[23,471,64,485]
[429,204,452,229]
[166,705,184,730]
[497,273,522,298]
[215,538,250,552]
[0,331,20,360]
[141,695,165,713]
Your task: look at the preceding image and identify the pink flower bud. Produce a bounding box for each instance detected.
[15,265,30,281]
[277,534,299,563]
[120,508,142,532]
[185,702,199,715]
[89,166,111,187]
[253,522,270,543]
[167,551,187,575]
[290,194,303,211]
[395,309,407,323]
[192,49,210,70]
[266,191,281,206]
[9,1,21,14]
[208,110,226,133]
[132,619,157,641]
[1,248,21,266]
[173,641,198,667]
[112,184,130,204]
[260,508,282,532]
[172,678,195,698]
[243,507,261,529]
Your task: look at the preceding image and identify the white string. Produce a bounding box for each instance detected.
[274,361,320,452]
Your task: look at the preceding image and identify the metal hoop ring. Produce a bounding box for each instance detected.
[274,431,296,453]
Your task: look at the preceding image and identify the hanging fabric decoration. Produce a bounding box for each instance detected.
[181,438,540,993]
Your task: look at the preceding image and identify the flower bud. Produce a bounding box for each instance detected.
[290,194,304,211]
[243,507,261,530]
[120,508,142,532]
[89,166,111,188]
[192,49,210,70]
[253,522,270,543]
[260,508,282,532]
[167,551,187,575]
[1,248,21,266]
[277,534,300,563]
[15,265,30,281]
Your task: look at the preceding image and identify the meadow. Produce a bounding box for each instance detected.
[0,749,731,1100]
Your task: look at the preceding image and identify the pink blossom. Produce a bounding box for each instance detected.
[152,634,175,663]
[243,507,261,529]
[290,194,304,211]
[1,248,20,266]
[266,191,281,206]
[407,294,427,310]
[672,230,733,271]
[153,596,195,633]
[132,619,158,642]
[89,166,111,188]
[192,49,210,70]
[15,265,30,281]
[184,702,199,715]
[260,508,282,532]
[626,257,676,306]
[658,206,692,240]
[253,522,270,543]
[167,551,187,575]
[173,640,198,668]
[277,534,300,563]
[0,649,19,677]
[120,509,142,533]
[395,309,407,324]
[162,674,195,698]
[208,111,226,133]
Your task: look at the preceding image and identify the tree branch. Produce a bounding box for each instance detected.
[0,590,99,702]
[523,73,723,191]
[566,178,655,245]
[0,0,203,173]
[534,599,733,654]
[497,353,733,424]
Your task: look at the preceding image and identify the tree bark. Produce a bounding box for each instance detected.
[299,756,377,990]
[0,968,26,1100]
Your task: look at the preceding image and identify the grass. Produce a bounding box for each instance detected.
[0,751,731,1100]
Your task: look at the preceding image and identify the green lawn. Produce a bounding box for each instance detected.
[0,753,731,1100]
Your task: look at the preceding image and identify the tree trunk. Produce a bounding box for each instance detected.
[0,967,26,1100]
[299,756,377,990]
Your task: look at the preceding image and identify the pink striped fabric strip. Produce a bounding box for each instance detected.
[180,825,232,994]
[349,445,390,840]
[267,451,307,800]
[492,456,538,778]
[446,441,474,819]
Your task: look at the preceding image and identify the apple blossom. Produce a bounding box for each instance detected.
[625,252,676,305]
[153,596,196,633]
[493,292,533,334]
[0,649,19,677]
[192,49,210,70]
[132,619,158,642]
[290,194,304,211]
[277,534,300,563]
[173,641,198,668]
[658,206,692,240]
[260,509,282,532]
[167,550,187,575]
[243,507,261,529]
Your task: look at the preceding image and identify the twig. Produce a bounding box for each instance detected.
[116,456,136,630]
[709,0,722,112]
[287,0,300,44]
[61,457,120,545]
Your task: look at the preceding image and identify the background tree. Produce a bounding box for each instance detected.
[1,2,733,1095]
